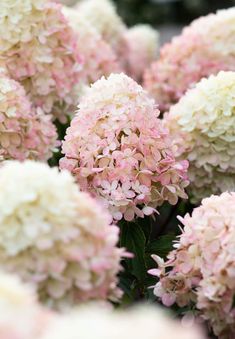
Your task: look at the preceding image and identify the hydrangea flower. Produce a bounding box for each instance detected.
[41,305,205,339]
[62,6,121,85]
[120,24,159,82]
[144,7,235,111]
[0,70,57,161]
[0,0,83,122]
[164,71,235,203]
[76,0,126,52]
[0,161,125,310]
[150,192,235,338]
[0,271,52,339]
[60,73,188,222]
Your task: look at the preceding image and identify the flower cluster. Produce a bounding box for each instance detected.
[0,70,57,161]
[60,73,188,222]
[164,71,235,203]
[120,25,159,82]
[150,192,235,338]
[62,6,121,86]
[0,0,83,121]
[76,0,126,52]
[144,7,235,111]
[0,271,51,339]
[0,161,125,309]
[41,305,205,339]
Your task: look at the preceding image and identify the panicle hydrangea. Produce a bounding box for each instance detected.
[150,192,235,338]
[0,271,52,339]
[0,70,57,161]
[0,160,125,310]
[120,24,159,82]
[0,0,83,122]
[41,305,205,339]
[76,0,126,52]
[164,71,235,203]
[144,7,235,111]
[62,6,121,85]
[60,73,189,222]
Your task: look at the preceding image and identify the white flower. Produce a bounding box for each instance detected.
[41,305,205,339]
[165,71,235,202]
[76,0,126,51]
[0,161,125,309]
[0,271,51,339]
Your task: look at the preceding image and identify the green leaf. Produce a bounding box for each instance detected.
[136,216,152,242]
[120,222,147,283]
[146,233,176,259]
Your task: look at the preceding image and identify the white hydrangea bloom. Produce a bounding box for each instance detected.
[165,71,235,202]
[0,161,125,309]
[41,305,205,339]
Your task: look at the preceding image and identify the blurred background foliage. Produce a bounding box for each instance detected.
[114,0,235,27]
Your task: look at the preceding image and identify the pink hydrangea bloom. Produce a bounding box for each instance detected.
[0,70,57,161]
[0,0,83,122]
[150,192,235,338]
[0,161,125,310]
[144,7,235,111]
[120,24,159,82]
[60,73,189,222]
[62,6,121,85]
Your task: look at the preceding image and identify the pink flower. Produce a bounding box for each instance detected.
[144,8,235,111]
[119,24,159,82]
[60,73,188,222]
[150,192,235,338]
[0,0,83,122]
[0,70,57,161]
[63,6,121,86]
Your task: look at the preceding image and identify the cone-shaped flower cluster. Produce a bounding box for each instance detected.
[0,0,83,121]
[41,305,205,339]
[63,6,121,86]
[76,0,126,52]
[0,161,125,309]
[164,71,235,203]
[150,192,235,338]
[144,7,235,111]
[0,70,57,161]
[60,73,188,222]
[120,25,159,82]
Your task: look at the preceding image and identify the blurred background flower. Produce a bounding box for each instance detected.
[60,0,235,44]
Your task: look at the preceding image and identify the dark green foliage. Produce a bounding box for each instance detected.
[118,200,193,305]
[113,0,233,26]
[48,118,70,167]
